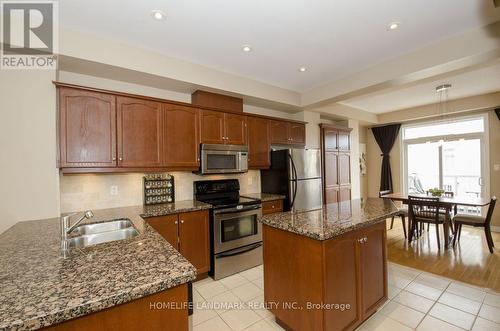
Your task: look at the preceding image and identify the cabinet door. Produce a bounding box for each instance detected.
[59,88,117,167]
[324,152,339,204]
[269,120,289,144]
[248,117,270,168]
[359,222,387,317]
[339,186,352,202]
[201,110,225,144]
[338,131,351,151]
[178,211,210,274]
[146,215,179,250]
[224,113,247,145]
[323,129,338,151]
[338,152,351,185]
[288,123,305,145]
[117,96,163,167]
[164,104,200,169]
[324,231,362,331]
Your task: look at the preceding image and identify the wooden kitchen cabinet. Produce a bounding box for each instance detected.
[224,113,247,145]
[262,200,283,215]
[200,110,247,145]
[200,109,225,144]
[270,120,305,145]
[117,96,163,168]
[58,88,117,168]
[263,220,387,331]
[178,211,210,274]
[164,104,200,170]
[270,120,289,144]
[146,214,179,249]
[248,117,270,168]
[289,123,306,144]
[146,210,210,275]
[321,124,352,204]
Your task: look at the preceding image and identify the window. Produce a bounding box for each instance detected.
[402,115,489,214]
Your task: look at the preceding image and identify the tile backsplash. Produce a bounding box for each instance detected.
[59,171,261,213]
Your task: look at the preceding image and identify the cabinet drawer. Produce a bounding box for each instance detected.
[262,200,283,215]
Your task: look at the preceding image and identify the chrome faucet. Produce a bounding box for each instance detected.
[60,210,94,251]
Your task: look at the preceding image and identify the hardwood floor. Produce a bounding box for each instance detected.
[386,217,500,292]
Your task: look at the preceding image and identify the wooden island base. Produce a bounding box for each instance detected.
[263,221,388,331]
[44,284,189,331]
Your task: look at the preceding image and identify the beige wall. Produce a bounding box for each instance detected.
[359,126,368,198]
[0,70,60,234]
[366,110,500,226]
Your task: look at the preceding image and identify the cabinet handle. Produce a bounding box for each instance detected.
[358,238,364,244]
[112,157,116,161]
[119,157,123,161]
[174,221,178,224]
[180,220,184,224]
[271,205,275,209]
[364,237,368,243]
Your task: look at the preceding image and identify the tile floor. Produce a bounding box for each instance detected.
[191,263,500,331]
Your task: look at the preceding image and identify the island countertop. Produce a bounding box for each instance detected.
[259,198,398,240]
[0,200,211,331]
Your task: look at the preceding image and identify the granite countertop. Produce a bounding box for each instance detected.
[260,198,399,241]
[241,193,286,202]
[0,200,211,330]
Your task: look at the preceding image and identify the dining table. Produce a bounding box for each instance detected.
[380,193,491,248]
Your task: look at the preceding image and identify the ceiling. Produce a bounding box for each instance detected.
[59,0,500,93]
[340,61,500,113]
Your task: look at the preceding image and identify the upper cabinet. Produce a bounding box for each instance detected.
[200,110,225,144]
[270,120,306,145]
[248,117,270,168]
[224,113,247,145]
[200,110,247,145]
[164,104,200,170]
[117,96,163,168]
[59,88,117,168]
[56,84,306,173]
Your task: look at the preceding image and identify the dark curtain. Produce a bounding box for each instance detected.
[371,124,401,192]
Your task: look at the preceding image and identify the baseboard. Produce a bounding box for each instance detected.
[491,226,500,233]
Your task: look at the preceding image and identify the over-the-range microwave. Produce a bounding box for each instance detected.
[199,144,248,174]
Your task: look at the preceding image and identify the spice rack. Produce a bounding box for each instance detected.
[143,174,174,205]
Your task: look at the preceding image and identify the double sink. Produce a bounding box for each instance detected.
[67,219,139,248]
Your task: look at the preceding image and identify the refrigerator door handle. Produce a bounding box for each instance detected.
[288,153,298,208]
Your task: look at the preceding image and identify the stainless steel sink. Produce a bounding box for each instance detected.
[68,228,139,248]
[66,219,139,248]
[72,219,134,236]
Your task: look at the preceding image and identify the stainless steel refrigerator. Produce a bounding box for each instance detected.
[261,149,323,212]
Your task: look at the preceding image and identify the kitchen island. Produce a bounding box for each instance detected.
[0,201,210,331]
[260,198,399,331]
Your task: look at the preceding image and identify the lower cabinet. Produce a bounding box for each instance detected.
[262,200,283,215]
[263,221,387,331]
[146,210,210,274]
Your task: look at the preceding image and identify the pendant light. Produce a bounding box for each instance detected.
[436,84,452,146]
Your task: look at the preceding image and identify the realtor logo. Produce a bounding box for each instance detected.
[1,1,58,69]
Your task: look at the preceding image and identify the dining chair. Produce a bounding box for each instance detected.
[452,197,497,253]
[422,191,455,232]
[379,190,407,238]
[408,196,446,249]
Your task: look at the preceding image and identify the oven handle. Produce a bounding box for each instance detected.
[215,242,263,258]
[214,205,261,215]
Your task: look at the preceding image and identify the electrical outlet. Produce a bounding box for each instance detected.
[110,185,119,196]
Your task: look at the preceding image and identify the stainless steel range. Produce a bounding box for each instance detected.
[194,179,262,280]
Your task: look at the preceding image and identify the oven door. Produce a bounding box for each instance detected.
[213,205,262,254]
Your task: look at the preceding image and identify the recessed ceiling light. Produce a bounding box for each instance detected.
[387,22,400,31]
[241,45,252,52]
[151,10,166,21]
[299,67,307,72]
